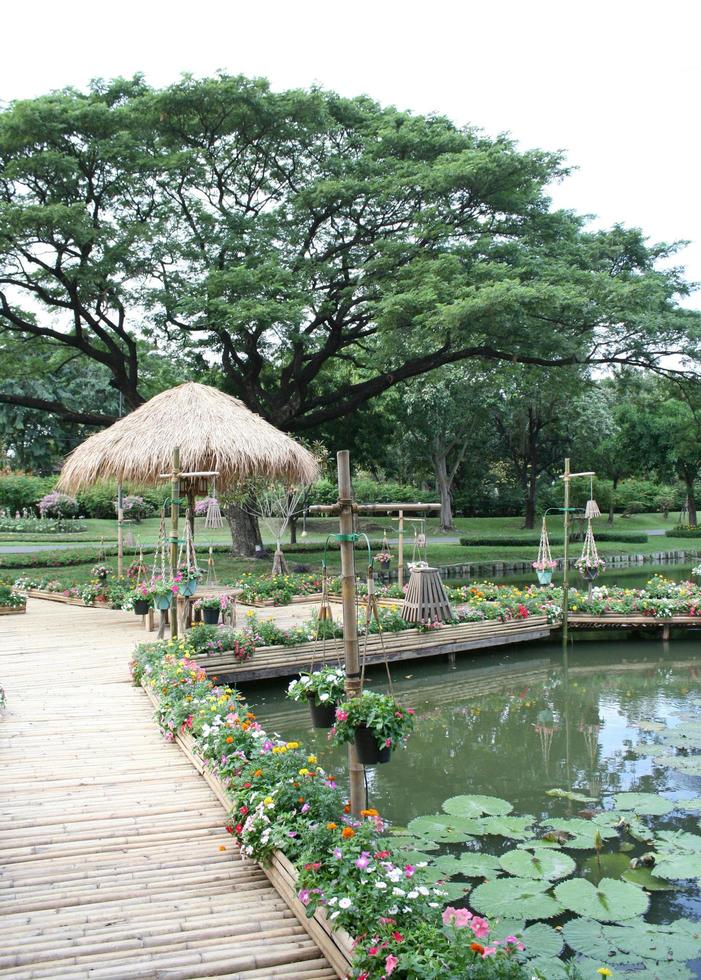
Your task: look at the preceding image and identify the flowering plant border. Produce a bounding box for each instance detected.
[132,637,533,980]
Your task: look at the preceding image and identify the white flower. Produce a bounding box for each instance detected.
[329,910,340,920]
[374,881,387,889]
[407,890,419,899]
[339,897,352,909]
[428,902,440,908]
[319,692,329,701]
[387,867,403,882]
[417,886,429,896]
[391,887,405,897]
[328,896,337,906]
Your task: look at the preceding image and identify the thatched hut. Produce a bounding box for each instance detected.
[58,382,319,553]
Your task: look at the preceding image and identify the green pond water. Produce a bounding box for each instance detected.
[469,560,701,590]
[250,636,701,977]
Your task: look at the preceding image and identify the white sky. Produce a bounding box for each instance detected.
[2,0,700,306]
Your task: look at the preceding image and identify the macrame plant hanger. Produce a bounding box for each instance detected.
[579,518,603,596]
[359,534,394,697]
[534,516,554,585]
[204,477,224,529]
[177,508,199,631]
[310,536,343,673]
[584,475,601,519]
[408,517,428,571]
[150,509,170,639]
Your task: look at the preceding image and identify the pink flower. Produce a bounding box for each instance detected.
[335,708,348,722]
[385,737,392,747]
[367,946,379,956]
[404,864,415,878]
[481,946,497,958]
[298,889,310,906]
[442,906,473,928]
[470,916,490,939]
[503,935,526,951]
[385,953,399,976]
[355,852,371,870]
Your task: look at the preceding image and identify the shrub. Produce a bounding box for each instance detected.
[459,532,648,546]
[37,492,79,518]
[0,473,55,512]
[666,527,701,537]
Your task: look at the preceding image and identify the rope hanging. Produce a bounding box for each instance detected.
[577,518,605,580]
[584,475,601,519]
[536,517,553,567]
[177,509,199,574]
[205,546,219,586]
[150,510,169,585]
[204,478,224,529]
[409,518,428,570]
[359,535,394,696]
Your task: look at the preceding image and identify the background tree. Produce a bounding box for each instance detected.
[1,75,699,434]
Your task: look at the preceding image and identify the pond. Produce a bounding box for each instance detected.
[251,637,701,977]
[469,559,701,590]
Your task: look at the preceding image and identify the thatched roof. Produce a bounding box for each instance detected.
[58,382,319,491]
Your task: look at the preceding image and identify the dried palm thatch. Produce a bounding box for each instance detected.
[58,382,319,491]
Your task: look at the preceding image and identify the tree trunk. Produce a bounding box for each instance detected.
[608,475,619,525]
[524,476,537,530]
[521,407,539,530]
[434,454,454,530]
[685,476,698,528]
[289,515,298,544]
[226,502,263,556]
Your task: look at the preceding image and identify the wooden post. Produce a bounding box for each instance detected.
[117,483,124,579]
[337,450,366,817]
[562,457,570,654]
[397,509,405,588]
[170,446,180,639]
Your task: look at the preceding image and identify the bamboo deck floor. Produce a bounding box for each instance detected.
[0,600,335,980]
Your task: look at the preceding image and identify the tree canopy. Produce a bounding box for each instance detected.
[1,73,699,431]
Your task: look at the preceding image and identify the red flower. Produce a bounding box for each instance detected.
[391,931,404,942]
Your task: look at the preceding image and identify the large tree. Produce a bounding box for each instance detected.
[1,75,699,432]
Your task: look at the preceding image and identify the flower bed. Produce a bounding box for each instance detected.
[13,575,134,610]
[132,638,534,980]
[0,516,87,534]
[0,582,26,614]
[235,572,324,606]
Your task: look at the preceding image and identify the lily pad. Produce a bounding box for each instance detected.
[435,852,502,879]
[394,849,438,866]
[468,815,534,840]
[545,787,597,803]
[521,921,564,959]
[622,867,675,891]
[580,851,632,884]
[614,792,674,816]
[545,817,618,850]
[554,877,649,921]
[654,853,701,881]
[632,720,667,732]
[499,847,575,881]
[379,834,439,852]
[442,794,513,818]
[470,877,562,920]
[655,830,701,854]
[434,881,472,902]
[673,797,701,811]
[406,814,475,843]
[657,755,701,776]
[564,916,701,968]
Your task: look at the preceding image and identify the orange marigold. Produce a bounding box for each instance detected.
[253,769,263,777]
[225,736,234,743]
[326,822,338,831]
[361,808,380,817]
[341,827,355,839]
[470,943,485,955]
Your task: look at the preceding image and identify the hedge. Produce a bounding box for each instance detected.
[459,532,649,547]
[665,527,701,538]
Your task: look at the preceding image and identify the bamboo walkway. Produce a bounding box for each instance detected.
[0,600,334,980]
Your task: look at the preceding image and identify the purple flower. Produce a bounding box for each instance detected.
[298,889,311,906]
[333,847,343,859]
[355,851,371,870]
[301,802,310,814]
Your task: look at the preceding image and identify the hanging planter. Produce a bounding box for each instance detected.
[532,517,557,586]
[329,690,415,766]
[286,667,346,730]
[576,519,606,583]
[133,598,151,616]
[584,476,601,519]
[354,725,392,765]
[154,593,174,611]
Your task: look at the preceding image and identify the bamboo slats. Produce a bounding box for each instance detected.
[0,599,334,979]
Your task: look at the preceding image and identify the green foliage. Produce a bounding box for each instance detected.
[459,532,648,546]
[0,473,54,511]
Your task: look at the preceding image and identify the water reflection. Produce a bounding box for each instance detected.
[251,637,701,944]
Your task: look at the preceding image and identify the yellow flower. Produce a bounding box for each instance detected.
[298,767,310,776]
[597,970,612,977]
[307,754,317,764]
[263,796,274,806]
[287,741,300,749]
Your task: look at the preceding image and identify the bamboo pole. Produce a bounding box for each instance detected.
[562,457,570,654]
[397,509,404,588]
[116,484,124,579]
[336,451,366,817]
[170,446,180,639]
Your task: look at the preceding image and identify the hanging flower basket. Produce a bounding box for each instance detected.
[202,606,219,624]
[154,594,173,610]
[533,518,556,586]
[134,598,151,616]
[354,725,392,765]
[576,518,605,583]
[307,694,336,729]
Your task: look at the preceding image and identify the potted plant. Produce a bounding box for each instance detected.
[178,565,203,597]
[331,690,415,764]
[194,595,223,625]
[151,577,179,610]
[575,555,606,582]
[532,558,557,585]
[132,582,153,616]
[91,563,110,582]
[286,666,346,728]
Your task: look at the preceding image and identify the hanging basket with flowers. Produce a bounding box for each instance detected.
[576,519,606,581]
[287,666,347,729]
[330,690,415,765]
[532,517,557,585]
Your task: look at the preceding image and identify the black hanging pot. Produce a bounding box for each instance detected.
[134,599,151,616]
[354,725,391,765]
[203,606,220,625]
[307,694,336,729]
[582,567,599,582]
